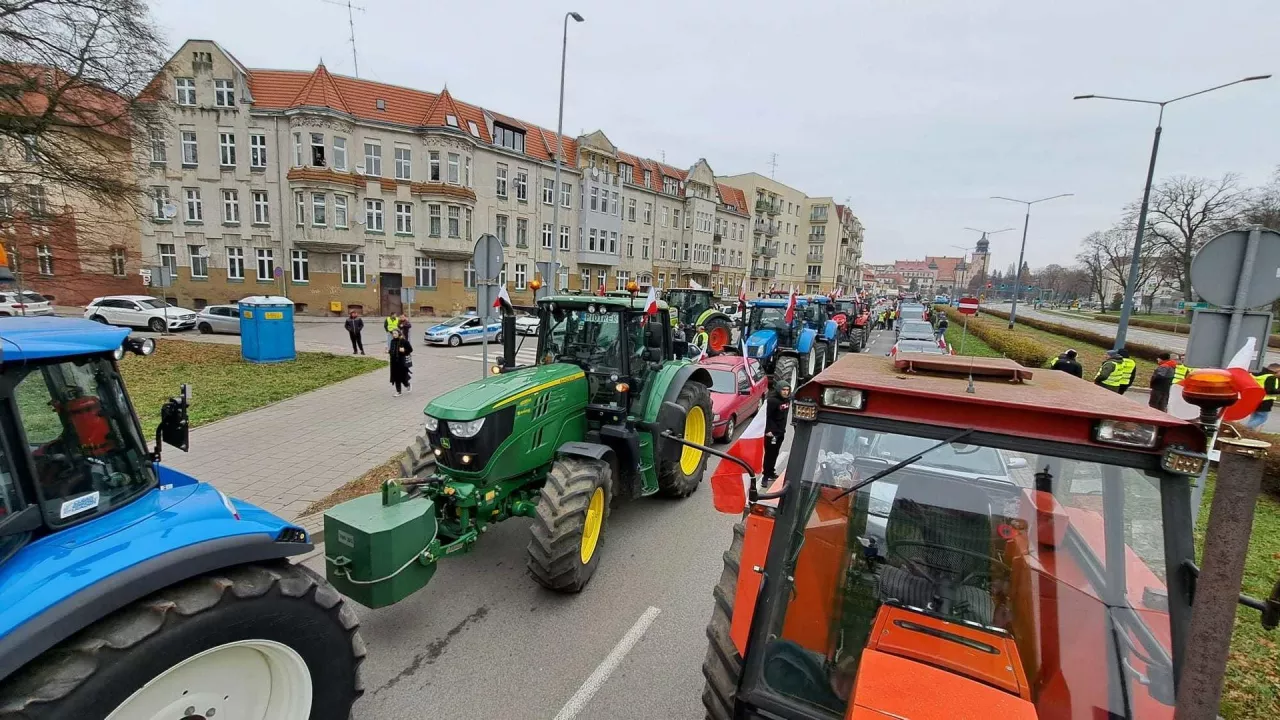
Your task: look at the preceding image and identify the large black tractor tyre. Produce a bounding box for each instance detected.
[0,561,364,720]
[773,355,799,393]
[658,381,714,498]
[702,521,746,720]
[824,338,839,368]
[849,327,864,353]
[527,456,613,593]
[703,315,735,356]
[399,430,436,478]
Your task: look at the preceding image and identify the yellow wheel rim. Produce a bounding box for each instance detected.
[680,405,707,476]
[580,487,605,564]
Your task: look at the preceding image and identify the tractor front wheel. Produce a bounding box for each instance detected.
[527,456,613,592]
[0,562,364,720]
[658,381,713,497]
[702,521,746,720]
[826,339,839,367]
[774,356,799,393]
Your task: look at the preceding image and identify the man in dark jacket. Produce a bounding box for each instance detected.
[1148,352,1176,412]
[763,384,791,481]
[344,310,365,355]
[1051,349,1083,377]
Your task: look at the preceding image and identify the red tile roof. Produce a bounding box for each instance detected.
[288,63,351,114]
[717,184,749,215]
[924,256,965,282]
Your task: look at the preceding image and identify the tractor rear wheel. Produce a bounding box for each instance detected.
[702,521,746,720]
[703,316,734,355]
[658,381,713,497]
[0,561,364,720]
[773,356,799,393]
[527,456,613,592]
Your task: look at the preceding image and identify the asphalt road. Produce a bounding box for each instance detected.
[300,328,894,720]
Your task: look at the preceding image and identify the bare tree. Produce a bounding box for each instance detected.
[1140,173,1247,301]
[1242,166,1280,230]
[1075,249,1106,306]
[1081,224,1163,307]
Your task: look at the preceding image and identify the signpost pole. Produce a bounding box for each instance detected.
[473,234,504,380]
[961,314,969,356]
[1222,226,1261,369]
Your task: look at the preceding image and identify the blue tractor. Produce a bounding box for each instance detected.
[740,297,839,389]
[0,317,363,719]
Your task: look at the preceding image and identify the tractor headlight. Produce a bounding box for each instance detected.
[448,418,486,438]
[822,387,865,411]
[1094,420,1159,449]
[424,415,439,432]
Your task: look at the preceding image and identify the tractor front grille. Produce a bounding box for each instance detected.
[426,407,516,473]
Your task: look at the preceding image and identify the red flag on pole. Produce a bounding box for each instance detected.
[709,410,766,513]
[784,287,798,324]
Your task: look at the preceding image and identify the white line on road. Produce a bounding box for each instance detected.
[553,606,662,720]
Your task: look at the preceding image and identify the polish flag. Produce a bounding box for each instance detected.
[492,284,512,313]
[597,284,606,297]
[643,285,659,316]
[738,276,748,312]
[1223,338,1266,422]
[709,409,767,513]
[784,286,798,324]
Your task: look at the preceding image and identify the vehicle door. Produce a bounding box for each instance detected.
[460,317,482,343]
[746,359,768,406]
[209,307,232,333]
[96,299,128,325]
[119,299,148,327]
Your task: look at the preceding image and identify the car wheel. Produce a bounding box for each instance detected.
[198,322,213,334]
[723,416,736,442]
[448,334,462,347]
[91,315,108,324]
[148,317,166,332]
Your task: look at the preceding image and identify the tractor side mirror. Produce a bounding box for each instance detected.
[655,401,687,466]
[154,384,191,460]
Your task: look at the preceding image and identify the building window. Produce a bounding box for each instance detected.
[673,209,681,229]
[560,182,571,208]
[609,231,618,254]
[619,163,632,182]
[642,237,650,260]
[627,198,636,222]
[294,191,305,226]
[221,189,240,224]
[217,132,236,166]
[415,257,436,288]
[365,199,383,231]
[660,239,668,260]
[311,193,326,226]
[626,235,634,258]
[542,178,555,205]
[464,157,472,187]
[610,192,619,215]
[643,202,652,224]
[661,207,668,227]
[429,151,440,181]
[395,202,413,233]
[559,225,570,251]
[464,260,476,289]
[541,222,553,249]
[363,141,381,176]
[515,170,528,202]
[293,132,303,167]
[515,263,527,290]
[493,123,526,153]
[249,133,267,168]
[175,77,196,106]
[291,249,309,282]
[150,186,170,219]
[255,248,274,281]
[664,177,678,195]
[184,188,202,222]
[589,187,598,211]
[333,137,348,170]
[464,207,472,240]
[515,217,528,248]
[683,243,690,261]
[580,269,590,291]
[33,243,53,275]
[428,204,442,236]
[334,194,348,228]
[214,79,234,107]
[588,228,597,252]
[149,128,166,163]
[394,146,411,180]
[253,191,270,224]
[226,247,244,280]
[597,270,607,291]
[309,133,325,167]
[615,270,629,290]
[111,247,127,277]
[189,245,207,278]
[644,169,652,187]
[495,164,508,198]
[447,206,460,238]
[180,130,197,165]
[447,153,460,184]
[341,253,365,285]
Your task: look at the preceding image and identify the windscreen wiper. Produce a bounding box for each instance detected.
[833,428,976,500]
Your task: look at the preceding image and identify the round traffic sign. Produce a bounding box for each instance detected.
[1190,228,1280,308]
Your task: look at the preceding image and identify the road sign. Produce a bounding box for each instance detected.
[274,266,283,279]
[1185,308,1272,372]
[1190,227,1280,308]
[472,233,504,283]
[1177,300,1209,311]
[958,297,979,315]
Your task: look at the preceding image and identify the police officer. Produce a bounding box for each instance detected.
[1094,349,1136,394]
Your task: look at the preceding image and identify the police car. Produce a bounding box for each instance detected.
[424,313,503,347]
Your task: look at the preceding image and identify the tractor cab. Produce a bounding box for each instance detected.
[703,353,1230,720]
[663,288,736,354]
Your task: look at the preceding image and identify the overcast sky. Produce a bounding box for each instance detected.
[150,0,1278,271]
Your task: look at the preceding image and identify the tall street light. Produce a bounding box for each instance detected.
[991,194,1073,329]
[1074,74,1270,350]
[549,11,585,293]
[963,226,1014,291]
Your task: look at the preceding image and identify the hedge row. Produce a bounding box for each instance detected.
[1091,313,1280,349]
[940,306,1055,368]
[979,306,1170,362]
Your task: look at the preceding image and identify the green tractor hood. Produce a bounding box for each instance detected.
[425,363,586,421]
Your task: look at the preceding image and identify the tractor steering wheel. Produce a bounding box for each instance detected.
[889,540,1007,587]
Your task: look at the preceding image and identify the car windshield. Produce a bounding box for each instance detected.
[439,316,471,327]
[18,292,44,303]
[751,422,1173,719]
[899,307,925,321]
[802,303,827,325]
[706,369,738,394]
[542,306,631,373]
[11,356,155,529]
[137,299,169,310]
[899,321,935,339]
[897,340,944,353]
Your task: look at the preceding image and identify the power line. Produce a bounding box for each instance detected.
[319,0,366,77]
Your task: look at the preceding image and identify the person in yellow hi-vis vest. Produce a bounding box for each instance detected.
[1244,363,1280,430]
[1094,348,1136,395]
[1172,353,1193,384]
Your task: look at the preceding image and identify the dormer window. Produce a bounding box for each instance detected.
[467,121,480,137]
[493,123,525,154]
[445,114,458,127]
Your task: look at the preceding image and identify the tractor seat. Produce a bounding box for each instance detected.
[876,565,994,625]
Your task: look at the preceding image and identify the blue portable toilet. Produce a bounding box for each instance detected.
[239,295,296,363]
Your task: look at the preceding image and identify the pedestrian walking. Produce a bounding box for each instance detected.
[1148,352,1177,412]
[344,310,365,355]
[398,312,413,348]
[1094,349,1136,394]
[389,329,413,396]
[1244,363,1280,430]
[763,384,791,481]
[1050,348,1083,378]
[383,314,401,353]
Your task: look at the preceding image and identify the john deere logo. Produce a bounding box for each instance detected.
[441,438,451,449]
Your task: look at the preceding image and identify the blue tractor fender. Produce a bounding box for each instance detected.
[796,327,818,355]
[0,466,311,684]
[744,329,778,362]
[822,319,838,342]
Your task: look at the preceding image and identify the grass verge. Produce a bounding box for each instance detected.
[941,316,1003,358]
[120,341,385,435]
[302,452,405,516]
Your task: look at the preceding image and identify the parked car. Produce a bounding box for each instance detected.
[0,290,53,316]
[514,312,539,336]
[701,355,769,441]
[196,304,241,334]
[424,314,502,346]
[897,319,936,341]
[84,295,197,332]
[890,338,949,356]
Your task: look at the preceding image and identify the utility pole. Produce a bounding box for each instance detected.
[320,0,366,77]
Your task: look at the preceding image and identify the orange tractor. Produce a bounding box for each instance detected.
[689,352,1276,720]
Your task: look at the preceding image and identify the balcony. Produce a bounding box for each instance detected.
[752,244,777,258]
[754,199,771,214]
[808,233,825,243]
[751,267,775,279]
[755,221,778,237]
[806,253,824,262]
[767,202,781,216]
[712,232,722,244]
[809,212,828,224]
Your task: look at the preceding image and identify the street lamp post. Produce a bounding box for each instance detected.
[1074,74,1270,350]
[991,194,1073,329]
[549,11,585,293]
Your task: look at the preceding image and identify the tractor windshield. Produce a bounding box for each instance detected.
[541,305,645,405]
[665,290,709,326]
[802,302,827,326]
[749,422,1176,719]
[10,356,155,529]
[748,306,790,335]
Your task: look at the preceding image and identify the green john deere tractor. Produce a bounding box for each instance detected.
[324,295,713,607]
[663,287,735,354]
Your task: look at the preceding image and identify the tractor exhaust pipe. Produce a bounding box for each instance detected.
[501,314,516,369]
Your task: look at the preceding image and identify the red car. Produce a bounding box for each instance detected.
[701,355,769,441]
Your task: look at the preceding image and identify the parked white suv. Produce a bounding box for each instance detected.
[84,295,197,332]
[0,290,54,316]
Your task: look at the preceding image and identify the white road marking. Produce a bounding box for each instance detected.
[553,606,662,720]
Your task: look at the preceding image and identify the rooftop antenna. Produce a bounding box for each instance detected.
[767,153,779,179]
[320,0,366,77]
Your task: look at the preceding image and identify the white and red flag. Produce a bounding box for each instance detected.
[492,284,512,313]
[643,285,659,316]
[709,409,767,513]
[783,286,798,324]
[738,276,748,312]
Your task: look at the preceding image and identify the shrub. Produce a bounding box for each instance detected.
[940,306,1054,367]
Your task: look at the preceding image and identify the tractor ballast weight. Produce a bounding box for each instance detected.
[325,295,714,607]
[663,287,735,354]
